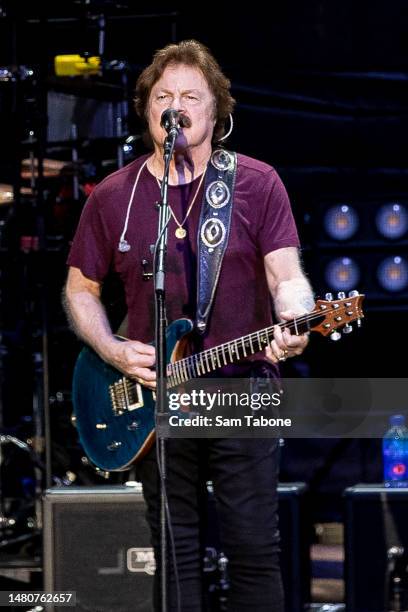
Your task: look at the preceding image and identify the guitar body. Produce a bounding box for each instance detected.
[72,318,194,472]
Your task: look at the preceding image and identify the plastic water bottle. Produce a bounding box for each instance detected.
[383,415,408,488]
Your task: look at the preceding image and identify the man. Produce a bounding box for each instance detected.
[64,40,314,611]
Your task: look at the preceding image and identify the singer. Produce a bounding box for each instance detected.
[63,40,314,611]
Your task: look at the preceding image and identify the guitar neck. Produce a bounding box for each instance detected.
[167,313,323,388]
[118,293,363,393]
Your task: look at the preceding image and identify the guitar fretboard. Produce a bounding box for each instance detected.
[166,313,322,388]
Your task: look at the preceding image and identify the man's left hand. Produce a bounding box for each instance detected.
[265,309,309,364]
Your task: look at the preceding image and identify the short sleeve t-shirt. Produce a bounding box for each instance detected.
[67,152,300,372]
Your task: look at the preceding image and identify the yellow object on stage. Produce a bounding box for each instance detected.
[54,54,101,77]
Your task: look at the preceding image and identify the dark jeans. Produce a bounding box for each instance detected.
[135,437,284,612]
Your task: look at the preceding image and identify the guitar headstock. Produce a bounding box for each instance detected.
[310,290,365,340]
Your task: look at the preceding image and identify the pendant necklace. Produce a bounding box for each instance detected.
[155,169,206,239]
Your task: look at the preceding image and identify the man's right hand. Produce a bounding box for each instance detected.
[64,267,157,390]
[108,340,156,390]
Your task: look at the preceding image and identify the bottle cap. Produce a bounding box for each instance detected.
[390,414,405,426]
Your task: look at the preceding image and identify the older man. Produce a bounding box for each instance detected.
[64,40,314,611]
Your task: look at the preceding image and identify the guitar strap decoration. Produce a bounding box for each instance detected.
[196,148,237,334]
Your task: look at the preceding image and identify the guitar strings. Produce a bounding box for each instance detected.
[168,302,361,381]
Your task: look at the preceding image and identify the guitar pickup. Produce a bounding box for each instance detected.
[109,378,144,415]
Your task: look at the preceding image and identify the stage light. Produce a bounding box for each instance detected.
[323,205,359,241]
[324,257,360,292]
[377,256,408,292]
[375,203,408,240]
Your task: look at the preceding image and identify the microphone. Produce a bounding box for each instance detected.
[160,108,184,135]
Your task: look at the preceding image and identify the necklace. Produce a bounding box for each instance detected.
[155,170,206,239]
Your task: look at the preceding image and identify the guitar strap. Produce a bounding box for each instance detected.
[196,148,237,334]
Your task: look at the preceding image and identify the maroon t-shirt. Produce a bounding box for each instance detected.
[67,152,300,373]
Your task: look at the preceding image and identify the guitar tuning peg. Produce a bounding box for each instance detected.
[325,292,333,301]
[330,330,341,341]
[337,291,346,299]
[343,324,353,334]
[348,290,359,297]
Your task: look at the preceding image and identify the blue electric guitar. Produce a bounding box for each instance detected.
[72,292,364,472]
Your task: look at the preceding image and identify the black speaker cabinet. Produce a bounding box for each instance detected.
[43,485,153,612]
[44,483,310,612]
[345,484,408,612]
[278,483,311,612]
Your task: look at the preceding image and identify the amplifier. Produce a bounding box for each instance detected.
[345,484,408,612]
[43,482,310,612]
[278,482,311,612]
[43,484,153,612]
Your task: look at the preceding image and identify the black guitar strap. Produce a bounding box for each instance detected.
[196,148,237,334]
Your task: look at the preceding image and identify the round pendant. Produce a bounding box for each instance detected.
[175,227,187,239]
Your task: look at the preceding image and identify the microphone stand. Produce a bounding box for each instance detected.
[155,126,178,612]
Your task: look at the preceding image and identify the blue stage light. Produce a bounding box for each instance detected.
[377,256,408,292]
[324,205,359,241]
[375,203,408,240]
[324,257,360,292]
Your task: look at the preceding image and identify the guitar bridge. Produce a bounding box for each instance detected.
[109,378,144,415]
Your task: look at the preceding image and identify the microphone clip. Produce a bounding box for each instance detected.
[160,108,182,138]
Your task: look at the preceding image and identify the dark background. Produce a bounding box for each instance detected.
[1,0,408,520]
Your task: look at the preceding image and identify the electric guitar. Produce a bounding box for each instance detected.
[72,292,364,472]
